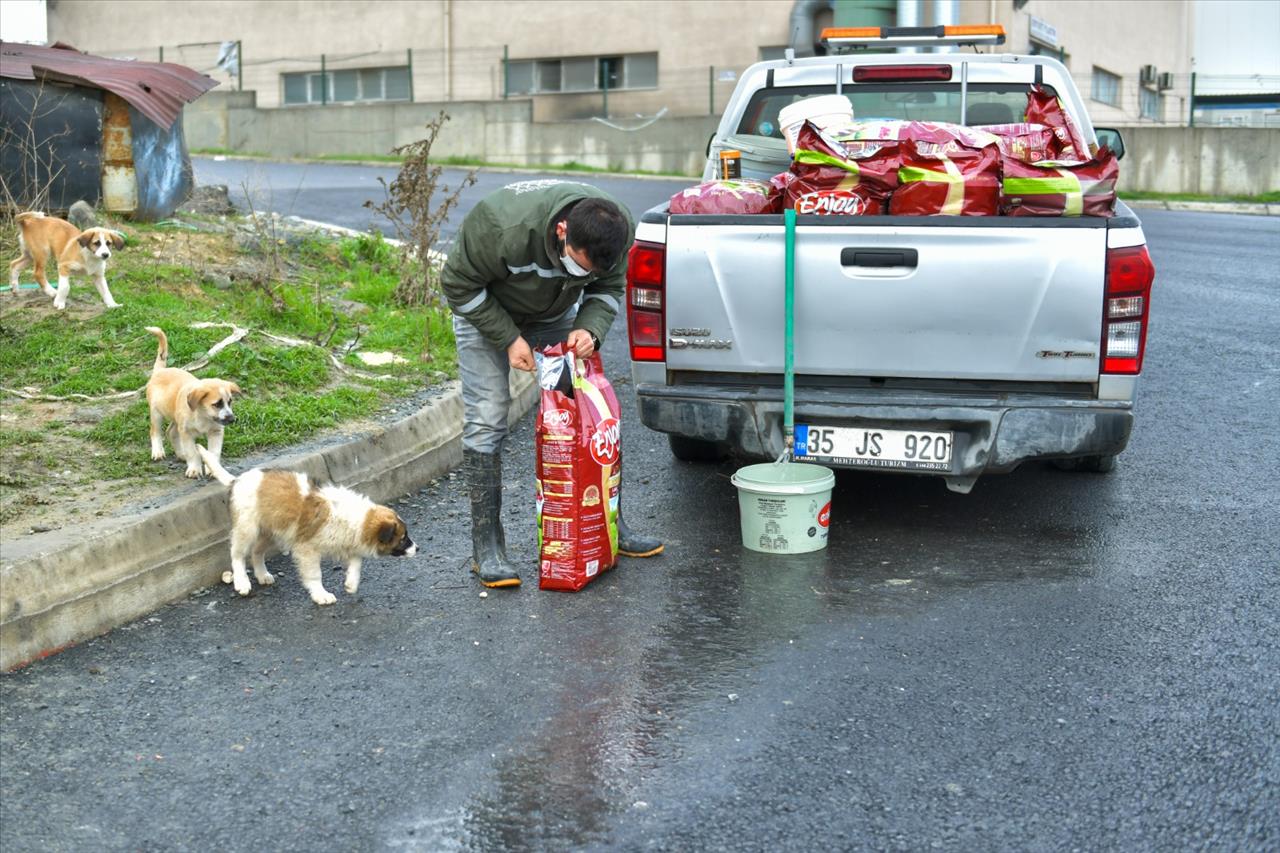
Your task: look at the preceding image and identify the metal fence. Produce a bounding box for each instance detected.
[98,42,1280,129]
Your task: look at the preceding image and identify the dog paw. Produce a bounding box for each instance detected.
[185,467,202,479]
[311,590,337,606]
[105,301,122,309]
[151,450,166,461]
[233,576,252,596]
[52,300,66,310]
[257,571,276,587]
[344,579,360,594]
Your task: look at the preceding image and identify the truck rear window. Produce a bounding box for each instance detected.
[735,83,1055,139]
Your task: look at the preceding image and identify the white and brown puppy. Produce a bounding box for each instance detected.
[145,326,241,478]
[196,445,416,606]
[8,212,126,309]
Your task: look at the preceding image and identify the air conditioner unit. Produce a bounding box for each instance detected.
[1139,64,1158,86]
[1158,72,1175,91]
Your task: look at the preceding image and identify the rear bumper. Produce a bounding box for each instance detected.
[636,382,1133,483]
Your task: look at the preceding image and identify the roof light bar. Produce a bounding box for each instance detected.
[821,24,1006,50]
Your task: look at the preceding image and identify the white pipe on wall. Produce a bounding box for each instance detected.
[933,0,958,52]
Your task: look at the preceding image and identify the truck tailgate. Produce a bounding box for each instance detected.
[665,219,1107,383]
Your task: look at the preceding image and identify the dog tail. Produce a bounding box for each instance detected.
[195,445,237,486]
[14,211,45,223]
[144,326,168,372]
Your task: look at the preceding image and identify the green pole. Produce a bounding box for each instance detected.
[502,45,509,99]
[783,207,796,458]
[158,45,163,62]
[320,53,326,104]
[407,48,414,102]
[236,40,242,91]
[1188,71,1196,127]
[709,65,715,115]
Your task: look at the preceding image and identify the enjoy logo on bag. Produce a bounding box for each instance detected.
[795,190,868,216]
[590,417,620,466]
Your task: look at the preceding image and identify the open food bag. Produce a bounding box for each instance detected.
[1024,85,1092,163]
[535,345,621,591]
[975,122,1063,164]
[669,179,782,215]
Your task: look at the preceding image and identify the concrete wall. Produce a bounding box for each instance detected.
[185,90,717,176]
[186,91,1280,193]
[1115,126,1280,196]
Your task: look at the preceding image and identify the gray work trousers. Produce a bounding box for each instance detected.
[453,307,577,455]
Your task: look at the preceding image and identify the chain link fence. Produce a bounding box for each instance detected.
[96,43,1279,129]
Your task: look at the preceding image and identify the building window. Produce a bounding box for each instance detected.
[282,66,411,105]
[1091,67,1120,107]
[1139,87,1163,120]
[506,52,658,95]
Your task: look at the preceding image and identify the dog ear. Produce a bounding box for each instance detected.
[77,232,94,248]
[227,382,243,397]
[109,231,125,250]
[187,387,208,411]
[377,514,400,545]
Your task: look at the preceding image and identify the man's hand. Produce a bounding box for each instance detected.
[566,328,596,359]
[507,336,535,372]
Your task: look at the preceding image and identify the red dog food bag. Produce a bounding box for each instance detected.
[999,146,1120,218]
[975,122,1063,164]
[535,345,621,591]
[1024,85,1092,163]
[669,179,782,215]
[890,138,1001,216]
[787,120,899,215]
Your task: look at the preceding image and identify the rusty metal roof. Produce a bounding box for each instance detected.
[0,41,218,129]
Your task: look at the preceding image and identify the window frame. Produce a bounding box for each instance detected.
[506,52,659,96]
[1090,66,1121,107]
[282,66,411,106]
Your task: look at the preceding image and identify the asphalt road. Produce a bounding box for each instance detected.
[2,165,1277,852]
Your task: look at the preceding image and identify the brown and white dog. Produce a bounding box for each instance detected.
[196,445,416,606]
[145,326,241,478]
[8,212,125,310]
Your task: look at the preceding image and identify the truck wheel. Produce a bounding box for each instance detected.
[1052,455,1116,474]
[668,435,728,462]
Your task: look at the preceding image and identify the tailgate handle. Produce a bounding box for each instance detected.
[842,248,918,268]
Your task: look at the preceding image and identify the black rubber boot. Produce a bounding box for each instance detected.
[617,512,664,558]
[465,448,521,588]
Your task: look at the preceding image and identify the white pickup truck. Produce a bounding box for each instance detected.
[624,31,1156,493]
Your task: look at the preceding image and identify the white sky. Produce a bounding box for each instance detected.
[1195,0,1280,74]
[0,0,46,44]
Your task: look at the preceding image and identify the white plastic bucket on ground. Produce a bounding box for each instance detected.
[778,94,855,154]
[732,462,835,554]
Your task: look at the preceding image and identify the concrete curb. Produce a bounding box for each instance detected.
[1123,199,1279,216]
[0,374,536,671]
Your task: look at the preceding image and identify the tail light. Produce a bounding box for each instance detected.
[1102,244,1155,374]
[852,65,952,83]
[627,241,665,362]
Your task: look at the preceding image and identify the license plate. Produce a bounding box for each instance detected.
[795,425,953,471]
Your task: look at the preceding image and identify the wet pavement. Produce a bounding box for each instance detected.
[2,181,1278,850]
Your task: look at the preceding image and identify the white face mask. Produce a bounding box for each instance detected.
[561,250,590,277]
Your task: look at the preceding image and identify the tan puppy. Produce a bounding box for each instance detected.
[144,326,241,478]
[8,212,125,310]
[196,445,417,606]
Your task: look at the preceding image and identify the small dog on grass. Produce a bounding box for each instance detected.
[196,445,416,606]
[145,326,241,478]
[8,212,126,309]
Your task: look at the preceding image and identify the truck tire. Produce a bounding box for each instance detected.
[1052,454,1116,474]
[668,435,729,462]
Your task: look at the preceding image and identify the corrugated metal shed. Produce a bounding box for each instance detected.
[0,41,217,129]
[0,41,218,220]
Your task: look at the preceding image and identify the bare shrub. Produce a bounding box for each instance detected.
[364,111,476,307]
[0,79,73,219]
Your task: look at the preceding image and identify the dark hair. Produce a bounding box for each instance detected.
[565,198,629,270]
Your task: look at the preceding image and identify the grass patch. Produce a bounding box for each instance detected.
[1121,190,1280,204]
[0,219,455,501]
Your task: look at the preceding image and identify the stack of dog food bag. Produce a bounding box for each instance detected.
[670,86,1118,218]
[534,345,621,592]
